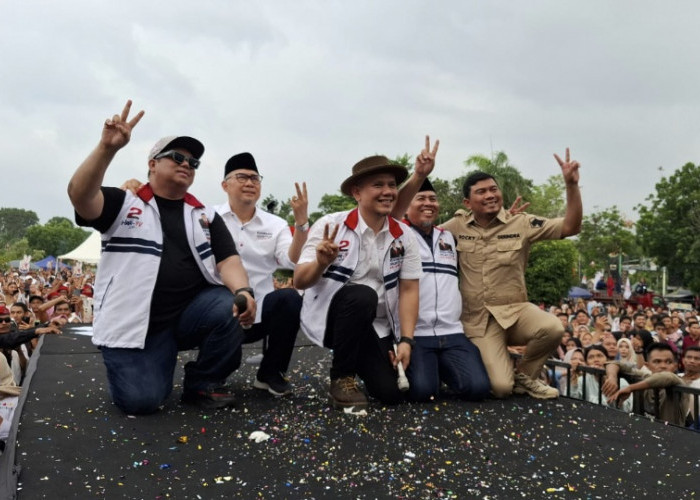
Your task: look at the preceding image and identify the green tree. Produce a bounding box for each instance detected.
[575,206,640,280]
[431,177,465,224]
[528,175,566,218]
[310,193,356,221]
[261,194,280,214]
[0,238,44,268]
[0,208,39,245]
[637,162,700,291]
[464,151,533,207]
[525,240,578,305]
[25,217,90,257]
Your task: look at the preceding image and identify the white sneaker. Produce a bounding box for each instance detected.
[513,372,559,399]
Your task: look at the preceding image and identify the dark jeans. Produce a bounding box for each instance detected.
[243,288,301,377]
[324,284,404,404]
[101,286,243,414]
[406,333,491,402]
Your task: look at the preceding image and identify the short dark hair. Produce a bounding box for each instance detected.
[10,302,28,313]
[462,171,497,199]
[646,342,677,361]
[619,315,631,323]
[633,312,646,320]
[28,295,44,303]
[684,346,700,356]
[584,344,609,361]
[630,329,654,350]
[576,309,590,318]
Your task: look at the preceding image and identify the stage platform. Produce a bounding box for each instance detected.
[1,326,698,499]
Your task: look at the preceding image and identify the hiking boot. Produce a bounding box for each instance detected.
[181,385,236,409]
[253,371,292,397]
[513,372,559,399]
[329,376,368,409]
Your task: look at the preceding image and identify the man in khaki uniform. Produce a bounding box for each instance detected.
[439,149,582,399]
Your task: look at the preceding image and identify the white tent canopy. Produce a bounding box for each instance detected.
[58,232,101,265]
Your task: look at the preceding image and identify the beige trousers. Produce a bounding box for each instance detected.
[470,303,564,398]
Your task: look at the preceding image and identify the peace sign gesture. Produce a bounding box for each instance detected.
[414,135,440,178]
[315,223,339,268]
[101,100,145,151]
[553,147,580,186]
[290,181,309,226]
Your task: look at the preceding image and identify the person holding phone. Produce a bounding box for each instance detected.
[9,303,33,331]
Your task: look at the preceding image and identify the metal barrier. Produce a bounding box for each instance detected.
[512,354,700,431]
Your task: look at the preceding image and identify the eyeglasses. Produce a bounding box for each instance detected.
[155,150,200,169]
[0,318,11,323]
[226,173,263,185]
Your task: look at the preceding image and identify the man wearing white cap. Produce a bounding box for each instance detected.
[67,100,256,414]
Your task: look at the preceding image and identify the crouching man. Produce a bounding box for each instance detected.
[294,155,422,410]
[67,101,255,414]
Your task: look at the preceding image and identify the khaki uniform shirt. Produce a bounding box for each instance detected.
[441,208,563,336]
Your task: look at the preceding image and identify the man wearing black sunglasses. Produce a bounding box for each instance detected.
[67,100,256,414]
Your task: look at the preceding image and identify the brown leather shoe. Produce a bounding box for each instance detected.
[329,376,368,409]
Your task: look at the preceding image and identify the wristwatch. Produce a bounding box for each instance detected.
[234,287,255,299]
[398,336,416,348]
[295,221,310,233]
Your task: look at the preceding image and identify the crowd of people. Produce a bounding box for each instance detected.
[546,298,700,428]
[1,100,698,440]
[0,269,73,446]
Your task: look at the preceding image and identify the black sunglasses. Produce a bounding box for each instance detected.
[155,150,201,169]
[0,318,12,323]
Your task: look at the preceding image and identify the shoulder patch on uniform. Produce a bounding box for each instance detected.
[530,218,544,228]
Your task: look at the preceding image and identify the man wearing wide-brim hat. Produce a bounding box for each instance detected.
[294,152,425,410]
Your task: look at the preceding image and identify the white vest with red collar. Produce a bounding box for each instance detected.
[92,184,222,349]
[300,208,410,346]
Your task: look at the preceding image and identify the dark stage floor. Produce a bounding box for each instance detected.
[1,326,698,499]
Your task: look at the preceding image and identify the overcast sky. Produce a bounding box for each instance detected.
[3,1,699,225]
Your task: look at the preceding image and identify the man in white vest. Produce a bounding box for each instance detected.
[67,101,256,414]
[294,155,422,410]
[401,178,491,401]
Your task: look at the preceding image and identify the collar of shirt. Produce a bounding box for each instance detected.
[465,207,509,227]
[219,204,262,227]
[406,220,433,249]
[356,212,389,236]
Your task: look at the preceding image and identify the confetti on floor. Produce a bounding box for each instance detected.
[9,328,700,498]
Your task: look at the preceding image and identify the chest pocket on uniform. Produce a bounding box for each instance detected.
[456,240,477,253]
[495,239,522,265]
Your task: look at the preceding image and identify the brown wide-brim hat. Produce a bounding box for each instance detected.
[340,155,409,196]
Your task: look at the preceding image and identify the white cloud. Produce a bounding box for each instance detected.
[2,0,700,224]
